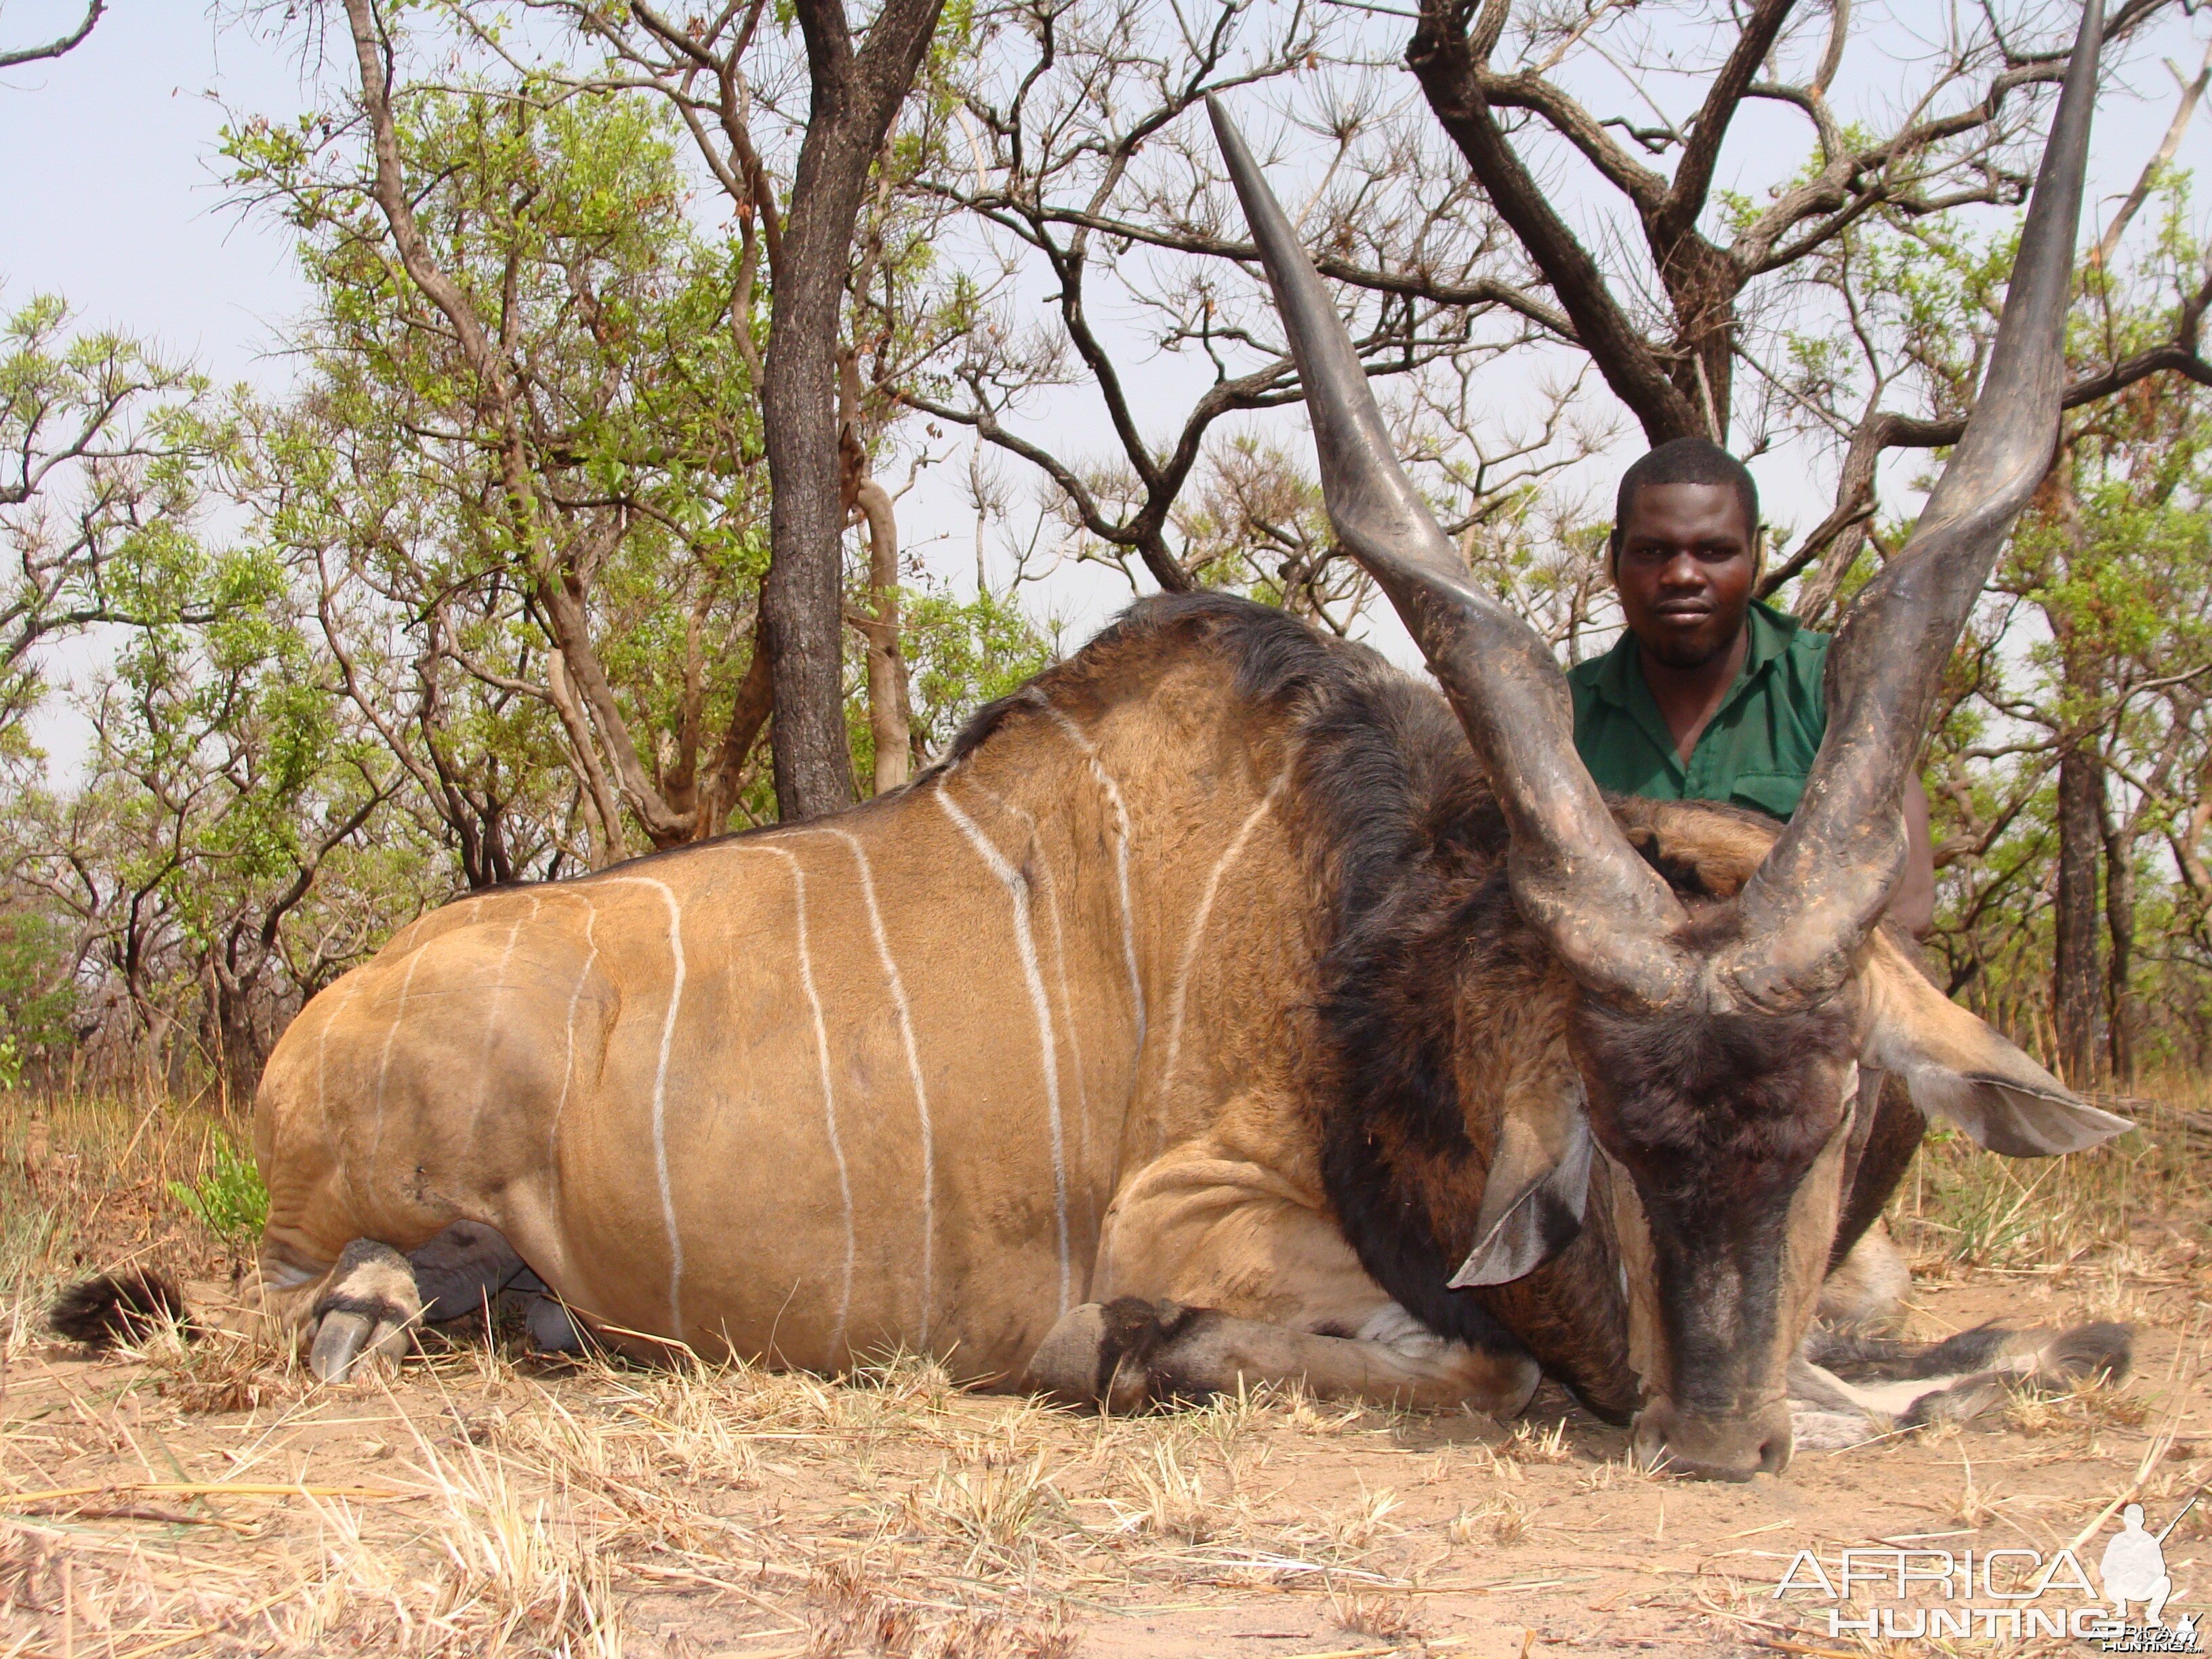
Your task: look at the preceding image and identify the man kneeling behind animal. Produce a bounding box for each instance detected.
[1570,438,1934,938]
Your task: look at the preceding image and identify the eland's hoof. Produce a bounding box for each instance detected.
[307,1240,422,1383]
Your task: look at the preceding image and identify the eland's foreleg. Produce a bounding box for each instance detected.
[1025,1295,1538,1413]
[1787,1320,2133,1450]
[1025,1135,1538,1416]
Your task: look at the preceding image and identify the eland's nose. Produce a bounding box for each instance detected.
[1631,1399,1792,1481]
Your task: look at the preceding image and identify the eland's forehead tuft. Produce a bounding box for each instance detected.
[1572,997,1858,1172]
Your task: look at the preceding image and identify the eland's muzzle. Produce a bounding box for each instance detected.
[1633,1397,1793,1481]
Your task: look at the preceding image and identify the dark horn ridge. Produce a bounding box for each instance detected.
[1719,0,2104,1012]
[1208,98,1692,1012]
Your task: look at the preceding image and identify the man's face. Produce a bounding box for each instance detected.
[1613,482,1756,670]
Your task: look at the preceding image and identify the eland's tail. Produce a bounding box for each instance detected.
[49,1267,194,1349]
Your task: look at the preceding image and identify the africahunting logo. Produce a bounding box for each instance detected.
[1771,1496,2200,1651]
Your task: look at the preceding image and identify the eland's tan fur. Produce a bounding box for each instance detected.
[234,598,2127,1469]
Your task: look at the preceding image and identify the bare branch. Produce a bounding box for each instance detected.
[0,0,102,71]
[2091,40,2212,268]
[1408,0,1702,442]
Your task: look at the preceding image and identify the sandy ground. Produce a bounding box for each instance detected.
[0,1223,2205,1659]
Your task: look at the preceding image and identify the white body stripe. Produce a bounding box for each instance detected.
[1158,765,1292,1120]
[1046,706,1145,1049]
[367,945,430,1174]
[314,972,361,1121]
[958,779,1092,1222]
[745,844,856,1351]
[826,827,935,1347]
[936,783,1073,1315]
[595,876,689,1335]
[546,895,600,1185]
[1042,867,1092,1213]
[474,897,539,1114]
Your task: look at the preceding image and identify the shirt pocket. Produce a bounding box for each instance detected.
[1729,771,1807,821]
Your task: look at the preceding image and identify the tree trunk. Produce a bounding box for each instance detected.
[215,979,266,1111]
[840,347,911,794]
[762,255,860,819]
[1656,238,1739,438]
[2100,797,2139,1089]
[1404,3,1702,447]
[855,477,910,792]
[760,0,946,820]
[547,649,626,867]
[2051,742,2104,1088]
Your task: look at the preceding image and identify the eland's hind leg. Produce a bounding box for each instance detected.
[1026,1295,1538,1413]
[285,1222,572,1382]
[251,890,600,1377]
[306,1240,423,1382]
[1815,1218,1910,1329]
[1788,1319,2133,1448]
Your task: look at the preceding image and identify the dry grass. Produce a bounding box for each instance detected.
[3,1076,2210,1656]
[0,1075,1469,1654]
[1894,1068,2211,1274]
[0,1086,235,1329]
[1504,1417,1572,1465]
[1446,1490,1532,1546]
[1326,1585,1425,1639]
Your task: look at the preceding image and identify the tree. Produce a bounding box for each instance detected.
[0,297,214,760]
[0,1,102,70]
[903,0,1575,603]
[0,0,194,793]
[1397,0,2209,607]
[507,0,951,819]
[0,5,1072,1091]
[0,436,410,1096]
[1816,176,2212,1084]
[236,9,776,859]
[762,0,952,817]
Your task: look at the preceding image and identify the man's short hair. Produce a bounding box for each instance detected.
[1609,437,1759,560]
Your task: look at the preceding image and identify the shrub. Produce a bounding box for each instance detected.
[168,1128,270,1250]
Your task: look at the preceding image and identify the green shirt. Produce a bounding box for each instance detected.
[1567,600,1830,820]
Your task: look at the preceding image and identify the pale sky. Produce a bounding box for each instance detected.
[0,5,312,388]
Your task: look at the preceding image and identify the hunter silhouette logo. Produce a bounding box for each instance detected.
[2103,1502,2179,1626]
[2097,1496,2208,1653]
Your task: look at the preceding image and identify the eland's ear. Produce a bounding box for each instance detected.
[1862,933,2132,1158]
[1449,1074,1592,1288]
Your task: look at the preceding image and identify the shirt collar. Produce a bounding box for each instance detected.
[1739,598,1801,676]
